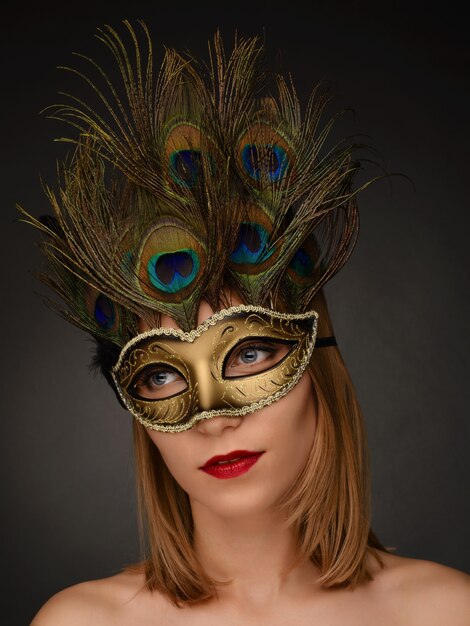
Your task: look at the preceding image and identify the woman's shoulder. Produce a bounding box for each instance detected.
[370,549,470,625]
[30,566,162,626]
[30,552,470,625]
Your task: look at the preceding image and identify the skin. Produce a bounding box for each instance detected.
[31,296,470,625]
[144,296,320,607]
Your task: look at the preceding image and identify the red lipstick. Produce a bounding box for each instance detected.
[199,450,265,479]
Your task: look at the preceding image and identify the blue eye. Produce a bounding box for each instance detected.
[240,348,256,363]
[147,249,200,293]
[94,294,116,330]
[150,371,177,386]
[169,150,202,187]
[130,365,188,400]
[241,144,289,182]
[224,339,293,379]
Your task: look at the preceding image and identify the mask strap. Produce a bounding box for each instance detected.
[315,336,337,348]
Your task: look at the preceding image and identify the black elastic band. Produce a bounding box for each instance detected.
[315,336,337,348]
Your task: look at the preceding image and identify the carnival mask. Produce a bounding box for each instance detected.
[112,305,318,432]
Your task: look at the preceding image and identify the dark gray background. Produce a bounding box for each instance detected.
[2,2,469,624]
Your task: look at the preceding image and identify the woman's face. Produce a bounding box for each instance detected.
[144,297,318,519]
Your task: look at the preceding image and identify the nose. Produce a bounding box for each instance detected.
[195,412,243,435]
[191,354,243,434]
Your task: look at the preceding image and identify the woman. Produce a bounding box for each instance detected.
[27,22,469,625]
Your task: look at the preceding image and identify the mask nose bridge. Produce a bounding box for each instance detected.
[184,333,225,412]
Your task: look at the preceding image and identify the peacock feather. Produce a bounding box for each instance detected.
[19,21,366,347]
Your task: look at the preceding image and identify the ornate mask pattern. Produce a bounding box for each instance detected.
[112,305,318,432]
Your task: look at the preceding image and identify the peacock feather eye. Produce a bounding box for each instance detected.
[237,124,294,189]
[164,122,218,190]
[147,249,200,293]
[94,293,117,329]
[289,247,314,278]
[169,149,202,188]
[82,285,122,337]
[137,220,206,304]
[285,236,320,292]
[229,222,273,265]
[227,204,284,288]
[241,144,289,182]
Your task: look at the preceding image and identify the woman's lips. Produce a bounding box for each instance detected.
[199,450,265,479]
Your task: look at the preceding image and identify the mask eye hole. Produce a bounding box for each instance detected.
[129,364,188,401]
[223,338,296,380]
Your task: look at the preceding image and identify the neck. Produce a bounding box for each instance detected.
[191,498,321,607]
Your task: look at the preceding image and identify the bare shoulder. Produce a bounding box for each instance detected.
[372,549,470,625]
[30,567,154,626]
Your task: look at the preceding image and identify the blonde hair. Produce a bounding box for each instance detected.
[130,289,387,606]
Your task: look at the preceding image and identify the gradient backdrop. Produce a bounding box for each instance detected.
[2,2,469,624]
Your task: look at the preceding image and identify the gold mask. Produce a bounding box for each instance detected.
[111,305,318,432]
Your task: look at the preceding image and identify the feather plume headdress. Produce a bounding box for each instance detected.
[21,21,362,349]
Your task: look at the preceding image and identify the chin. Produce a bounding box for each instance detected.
[189,475,289,519]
